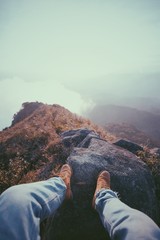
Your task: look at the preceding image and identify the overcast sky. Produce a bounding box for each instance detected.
[0,0,160,130]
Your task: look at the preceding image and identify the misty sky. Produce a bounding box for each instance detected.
[0,0,160,130]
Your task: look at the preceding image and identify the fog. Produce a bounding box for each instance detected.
[0,0,160,129]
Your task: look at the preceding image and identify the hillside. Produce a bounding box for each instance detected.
[125,97,160,115]
[0,102,113,192]
[88,104,160,144]
[105,123,159,148]
[0,102,160,239]
[107,96,160,115]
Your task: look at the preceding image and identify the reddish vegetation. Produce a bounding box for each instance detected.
[0,102,114,193]
[0,102,159,206]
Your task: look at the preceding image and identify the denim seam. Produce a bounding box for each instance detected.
[30,191,65,239]
[41,189,66,205]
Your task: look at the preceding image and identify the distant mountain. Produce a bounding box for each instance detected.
[119,97,160,115]
[88,104,160,145]
[88,96,160,115]
[105,123,159,148]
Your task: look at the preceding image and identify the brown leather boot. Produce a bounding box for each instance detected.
[92,171,110,208]
[59,164,72,200]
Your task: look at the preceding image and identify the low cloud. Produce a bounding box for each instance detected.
[0,0,160,129]
[64,73,160,105]
[0,76,89,130]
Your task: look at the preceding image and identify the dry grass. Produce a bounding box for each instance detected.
[0,103,113,192]
[138,148,160,205]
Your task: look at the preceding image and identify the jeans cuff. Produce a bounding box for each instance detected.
[96,189,119,200]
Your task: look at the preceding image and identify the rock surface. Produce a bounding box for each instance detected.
[44,130,159,240]
[61,129,94,148]
[113,138,143,154]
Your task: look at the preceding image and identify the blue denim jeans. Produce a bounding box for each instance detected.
[0,178,160,240]
[95,189,160,240]
[0,177,66,240]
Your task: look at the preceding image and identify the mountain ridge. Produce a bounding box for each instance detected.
[88,104,160,144]
[0,102,113,191]
[0,102,160,239]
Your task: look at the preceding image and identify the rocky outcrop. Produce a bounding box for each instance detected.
[113,138,143,154]
[61,128,100,148]
[0,103,108,193]
[61,129,95,148]
[1,102,159,239]
[44,129,159,240]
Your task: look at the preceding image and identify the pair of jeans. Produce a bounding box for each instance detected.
[0,178,160,240]
[95,189,160,240]
[0,177,66,240]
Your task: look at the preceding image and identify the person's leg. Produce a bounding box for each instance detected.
[93,171,160,240]
[0,164,72,240]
